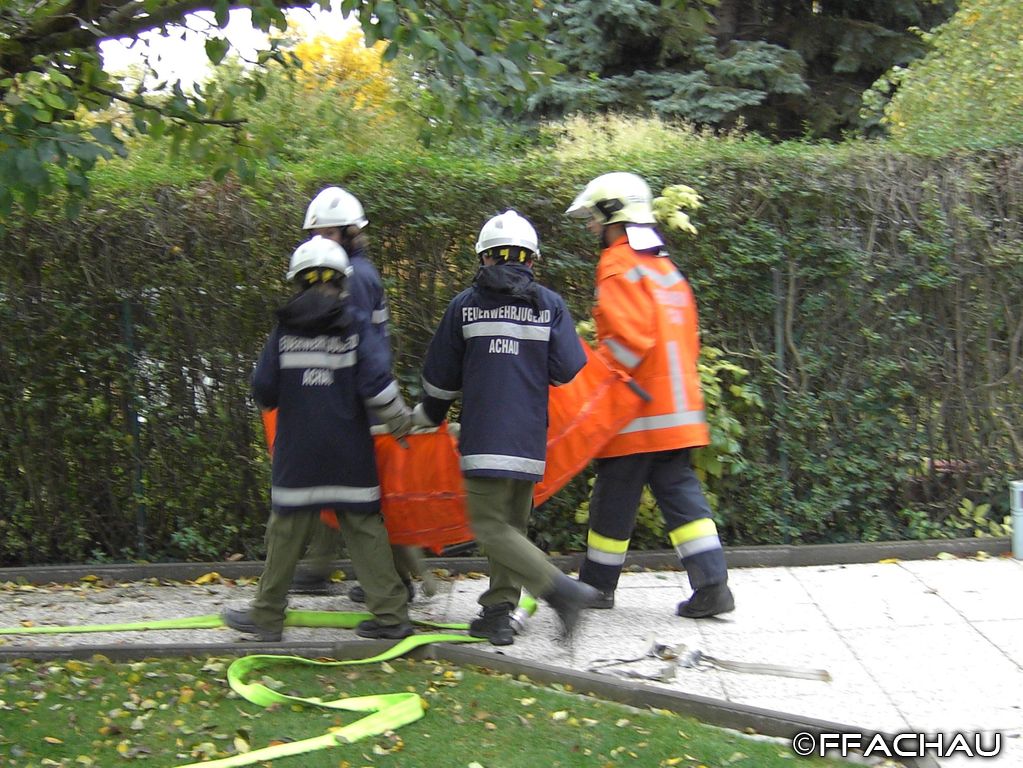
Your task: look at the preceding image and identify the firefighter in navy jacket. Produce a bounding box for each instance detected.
[413,210,600,645]
[222,236,416,642]
[290,185,423,603]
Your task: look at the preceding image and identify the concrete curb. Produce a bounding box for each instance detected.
[0,537,1010,585]
[0,638,936,768]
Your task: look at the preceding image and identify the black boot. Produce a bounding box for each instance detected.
[676,583,735,618]
[355,619,415,639]
[543,573,601,639]
[469,602,515,646]
[289,570,332,595]
[587,589,615,609]
[221,607,282,642]
[349,579,415,604]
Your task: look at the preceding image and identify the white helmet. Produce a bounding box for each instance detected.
[286,236,353,282]
[475,210,540,261]
[302,186,369,230]
[566,172,656,225]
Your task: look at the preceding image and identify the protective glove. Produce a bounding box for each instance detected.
[370,392,412,442]
[411,402,438,429]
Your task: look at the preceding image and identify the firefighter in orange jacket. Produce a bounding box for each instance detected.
[566,172,734,618]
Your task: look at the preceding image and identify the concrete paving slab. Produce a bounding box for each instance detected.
[724,565,818,603]
[695,596,835,634]
[840,625,1022,700]
[791,563,966,629]
[974,619,1023,668]
[611,569,688,589]
[898,559,1023,622]
[887,691,1023,732]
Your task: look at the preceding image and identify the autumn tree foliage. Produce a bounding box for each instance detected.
[0,0,553,220]
[871,0,1023,152]
[291,28,396,112]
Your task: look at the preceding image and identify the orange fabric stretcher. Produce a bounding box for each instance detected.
[533,344,645,505]
[260,344,644,553]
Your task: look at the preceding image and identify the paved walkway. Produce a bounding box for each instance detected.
[1,555,1020,766]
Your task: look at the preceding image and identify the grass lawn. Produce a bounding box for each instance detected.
[0,654,850,767]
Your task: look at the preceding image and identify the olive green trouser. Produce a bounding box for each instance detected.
[464,476,560,609]
[251,509,410,631]
[301,521,417,582]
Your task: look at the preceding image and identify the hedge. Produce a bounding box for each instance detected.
[1,128,1020,565]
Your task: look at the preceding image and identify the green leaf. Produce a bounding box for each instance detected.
[47,70,73,88]
[205,38,230,65]
[454,41,477,64]
[41,91,66,110]
[89,124,119,148]
[417,30,445,55]
[213,0,229,27]
[16,148,47,187]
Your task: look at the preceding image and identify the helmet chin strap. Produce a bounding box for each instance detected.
[600,222,626,248]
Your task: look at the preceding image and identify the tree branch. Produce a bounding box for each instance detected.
[1,0,308,76]
[90,82,247,125]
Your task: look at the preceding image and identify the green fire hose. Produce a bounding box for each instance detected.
[0,609,487,767]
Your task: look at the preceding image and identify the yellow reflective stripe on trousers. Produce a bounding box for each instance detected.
[587,529,630,566]
[669,518,722,558]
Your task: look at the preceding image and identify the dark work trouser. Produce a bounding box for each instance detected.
[464,476,561,609]
[251,508,409,631]
[300,519,416,582]
[578,448,728,593]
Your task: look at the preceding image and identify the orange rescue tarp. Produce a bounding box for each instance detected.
[259,411,470,554]
[370,424,470,551]
[260,345,644,552]
[534,344,645,505]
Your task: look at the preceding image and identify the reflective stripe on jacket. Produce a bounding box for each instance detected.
[593,236,709,457]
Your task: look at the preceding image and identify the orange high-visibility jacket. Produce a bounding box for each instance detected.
[593,235,710,458]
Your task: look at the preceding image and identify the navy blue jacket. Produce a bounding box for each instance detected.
[420,263,586,482]
[252,287,399,514]
[348,246,389,337]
